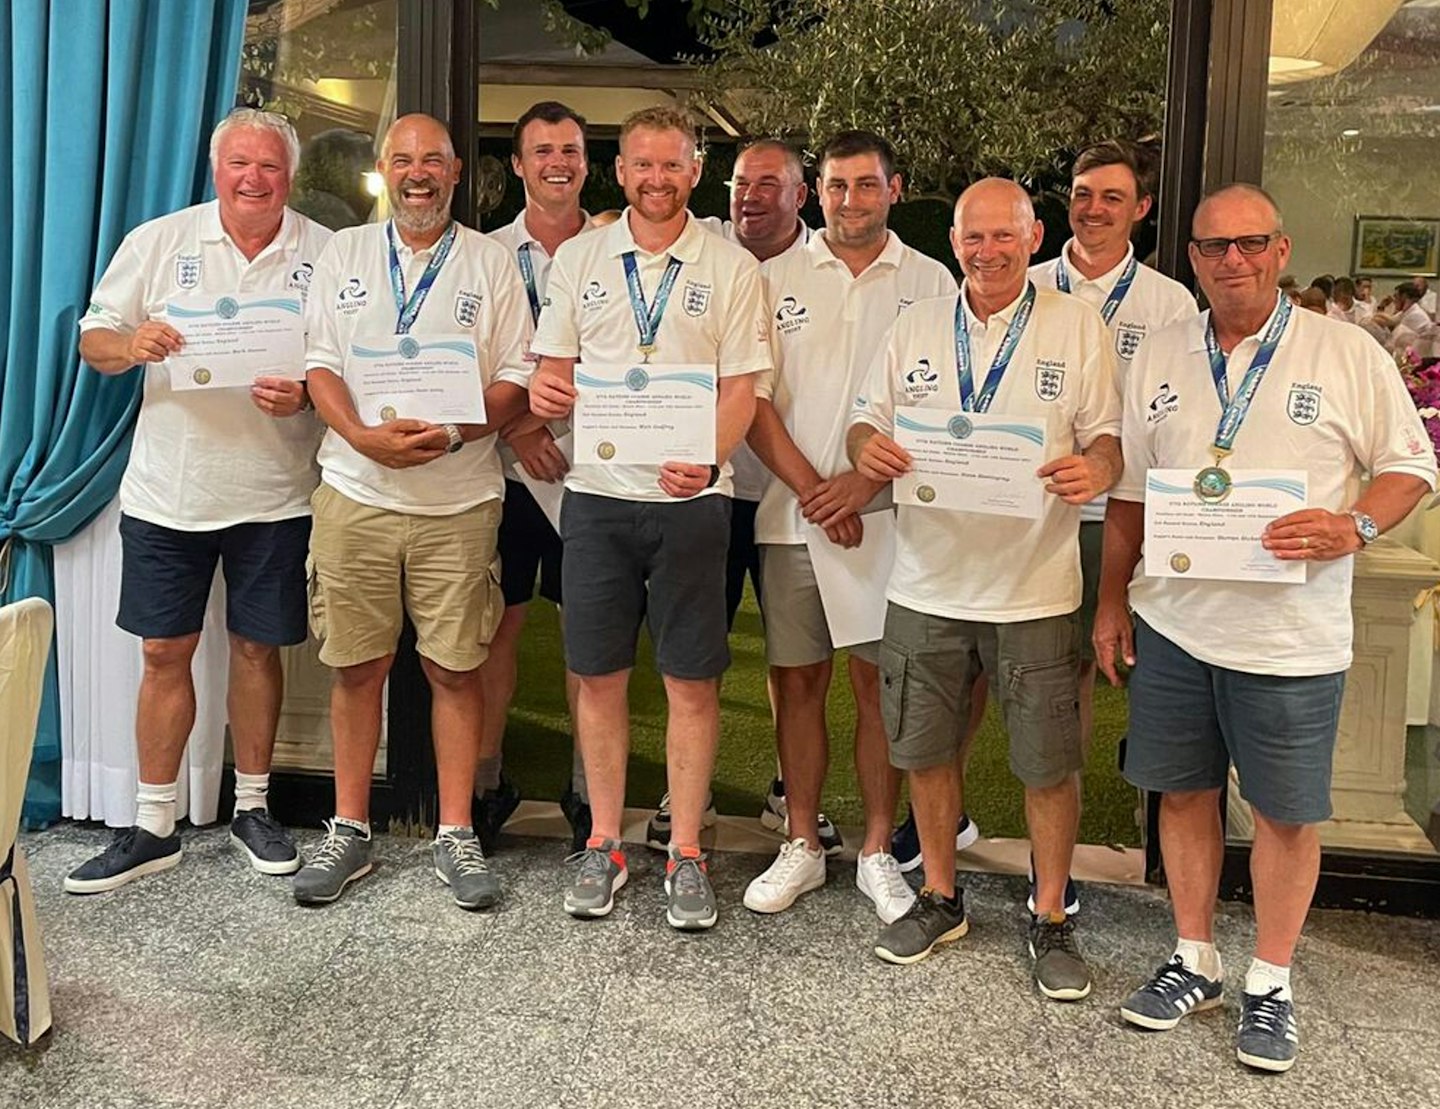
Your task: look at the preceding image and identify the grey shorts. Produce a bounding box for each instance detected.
[559,490,732,680]
[878,603,1082,787]
[1123,618,1344,825]
[758,544,879,668]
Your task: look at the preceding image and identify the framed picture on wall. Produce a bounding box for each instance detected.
[1351,215,1440,278]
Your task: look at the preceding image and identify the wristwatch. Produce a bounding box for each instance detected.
[1348,509,1379,545]
[443,424,464,454]
[705,464,721,488]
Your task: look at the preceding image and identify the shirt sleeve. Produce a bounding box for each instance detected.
[79,232,148,334]
[717,252,771,378]
[753,263,781,401]
[304,237,346,374]
[483,247,535,389]
[849,317,902,436]
[1072,303,1122,449]
[529,244,581,360]
[1111,335,1160,503]
[1347,339,1439,488]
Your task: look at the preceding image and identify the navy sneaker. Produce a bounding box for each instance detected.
[559,782,593,856]
[64,827,182,894]
[759,778,845,857]
[645,791,717,851]
[1026,853,1080,916]
[1120,955,1224,1030]
[1237,988,1300,1073]
[472,775,521,854]
[230,808,301,875]
[890,806,981,873]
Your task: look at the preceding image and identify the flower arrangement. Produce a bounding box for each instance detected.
[1399,350,1440,457]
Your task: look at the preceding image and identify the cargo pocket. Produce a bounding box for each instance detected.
[479,555,505,646]
[305,554,327,643]
[878,642,909,744]
[1006,656,1082,780]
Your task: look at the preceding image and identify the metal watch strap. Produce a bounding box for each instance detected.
[444,424,464,453]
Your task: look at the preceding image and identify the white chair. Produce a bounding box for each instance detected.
[1,596,55,1045]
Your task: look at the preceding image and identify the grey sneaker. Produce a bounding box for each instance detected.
[230,808,301,875]
[1029,913,1092,1001]
[433,829,500,910]
[665,846,717,931]
[293,820,373,905]
[564,839,628,918]
[874,887,969,965]
[1236,988,1299,1073]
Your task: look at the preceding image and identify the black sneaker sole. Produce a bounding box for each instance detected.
[63,848,182,894]
[293,861,373,905]
[230,831,301,876]
[874,918,969,965]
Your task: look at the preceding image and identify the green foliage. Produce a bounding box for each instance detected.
[692,0,1169,201]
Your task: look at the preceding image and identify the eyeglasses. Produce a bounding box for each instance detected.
[1191,232,1281,258]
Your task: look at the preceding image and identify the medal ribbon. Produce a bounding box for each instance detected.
[1055,251,1138,325]
[1204,294,1292,457]
[621,251,684,355]
[517,242,542,326]
[953,282,1037,413]
[387,220,457,335]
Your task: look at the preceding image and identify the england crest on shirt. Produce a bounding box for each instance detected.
[682,280,712,317]
[1115,322,1146,361]
[1035,361,1066,401]
[1286,383,1322,425]
[175,254,201,289]
[454,290,482,328]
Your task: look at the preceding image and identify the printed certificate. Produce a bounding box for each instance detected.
[165,293,304,389]
[572,363,715,465]
[1143,468,1308,583]
[345,334,486,425]
[892,406,1046,519]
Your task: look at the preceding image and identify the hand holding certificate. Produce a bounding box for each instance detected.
[1144,468,1308,583]
[165,293,304,390]
[892,405,1047,519]
[345,334,486,425]
[572,363,716,465]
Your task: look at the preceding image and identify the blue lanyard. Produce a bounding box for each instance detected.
[1204,295,1292,459]
[1055,250,1138,325]
[386,220,456,335]
[621,251,684,360]
[517,242,542,326]
[953,282,1036,413]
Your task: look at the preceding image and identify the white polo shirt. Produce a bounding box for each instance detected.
[530,208,771,502]
[1030,241,1197,525]
[1115,300,1437,676]
[1391,302,1433,354]
[305,221,532,515]
[756,230,956,544]
[851,285,1120,622]
[695,216,812,502]
[80,201,331,531]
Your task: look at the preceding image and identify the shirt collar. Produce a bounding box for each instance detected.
[959,280,1029,331]
[1060,238,1134,294]
[512,206,594,251]
[199,200,298,258]
[386,218,456,263]
[808,228,904,272]
[605,208,704,263]
[1190,290,1287,353]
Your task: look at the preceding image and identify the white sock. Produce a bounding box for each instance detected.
[136,780,178,838]
[436,823,471,839]
[233,771,269,814]
[334,815,370,839]
[1174,938,1223,982]
[1245,957,1293,1002]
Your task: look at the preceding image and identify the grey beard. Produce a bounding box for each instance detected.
[391,199,451,235]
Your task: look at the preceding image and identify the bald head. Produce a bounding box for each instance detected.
[1191,183,1282,238]
[950,177,1043,311]
[379,114,460,238]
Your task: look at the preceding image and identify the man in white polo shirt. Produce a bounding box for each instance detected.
[67,109,330,895]
[478,100,595,854]
[1095,184,1435,1073]
[742,130,955,923]
[530,105,768,931]
[848,179,1120,1001]
[292,114,532,911]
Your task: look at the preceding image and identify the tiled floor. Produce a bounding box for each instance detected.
[3,819,1438,1109]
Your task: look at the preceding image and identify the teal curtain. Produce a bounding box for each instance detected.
[0,0,248,827]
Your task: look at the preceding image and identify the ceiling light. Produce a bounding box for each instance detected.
[1268,0,1403,85]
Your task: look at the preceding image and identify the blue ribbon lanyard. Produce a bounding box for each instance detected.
[386,220,457,335]
[1203,294,1292,464]
[953,282,1037,413]
[517,242,542,326]
[621,251,684,361]
[1055,251,1138,325]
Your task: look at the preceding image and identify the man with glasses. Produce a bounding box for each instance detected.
[1095,184,1435,1072]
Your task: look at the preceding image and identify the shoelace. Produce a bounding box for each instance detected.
[906,889,953,926]
[1034,915,1082,957]
[867,852,911,901]
[764,839,814,884]
[1142,956,1197,995]
[566,845,617,888]
[669,856,709,899]
[101,827,142,862]
[1242,988,1291,1035]
[242,810,292,850]
[306,819,357,873]
[436,832,490,876]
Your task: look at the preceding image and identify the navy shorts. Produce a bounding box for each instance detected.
[498,479,563,607]
[724,497,762,630]
[117,513,310,646]
[559,491,731,680]
[1123,618,1344,825]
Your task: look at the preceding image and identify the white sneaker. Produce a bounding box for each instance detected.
[856,850,916,925]
[743,838,826,913]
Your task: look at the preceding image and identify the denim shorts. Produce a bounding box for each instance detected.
[1122,618,1344,825]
